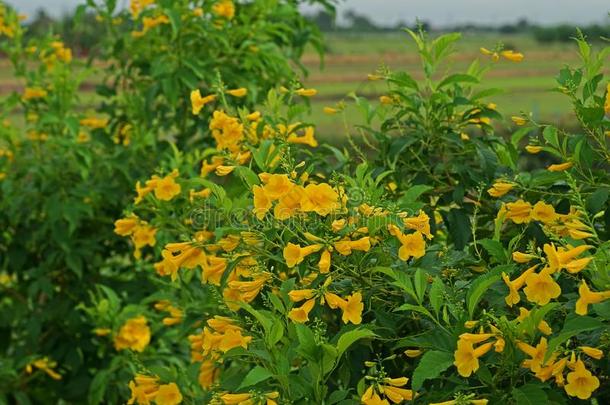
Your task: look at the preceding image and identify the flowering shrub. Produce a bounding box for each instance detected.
[1,1,609,403]
[88,0,329,148]
[0,1,331,403]
[110,30,610,405]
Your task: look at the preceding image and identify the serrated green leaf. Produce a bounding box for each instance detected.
[238,366,274,389]
[429,277,444,316]
[411,350,453,390]
[336,328,376,358]
[545,315,604,361]
[466,265,511,318]
[512,384,548,405]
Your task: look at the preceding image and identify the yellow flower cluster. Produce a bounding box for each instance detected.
[114,316,151,352]
[497,198,594,239]
[25,357,62,380]
[40,41,72,69]
[517,338,602,399]
[129,0,155,19]
[212,0,236,20]
[80,116,108,129]
[453,330,503,377]
[187,316,252,389]
[288,278,363,325]
[127,374,183,405]
[132,14,170,37]
[0,5,16,38]
[503,243,593,306]
[253,173,339,219]
[134,169,181,204]
[114,215,157,258]
[212,391,279,405]
[190,105,320,180]
[22,86,48,101]
[361,375,413,405]
[154,300,183,326]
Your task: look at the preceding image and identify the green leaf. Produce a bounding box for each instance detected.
[436,74,478,89]
[295,324,318,361]
[374,267,417,301]
[413,269,427,304]
[586,188,608,215]
[510,126,534,148]
[512,384,548,405]
[478,239,508,263]
[411,350,453,390]
[444,208,471,250]
[542,126,559,148]
[400,185,432,205]
[431,32,461,62]
[266,318,284,347]
[388,72,419,90]
[546,315,604,361]
[466,265,511,318]
[238,366,274,389]
[429,277,444,316]
[396,303,435,321]
[321,343,338,374]
[166,8,181,39]
[235,166,260,188]
[336,328,376,358]
[88,370,110,405]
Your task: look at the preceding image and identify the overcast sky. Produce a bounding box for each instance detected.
[6,0,610,27]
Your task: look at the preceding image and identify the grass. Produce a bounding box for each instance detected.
[1,32,600,141]
[300,32,595,139]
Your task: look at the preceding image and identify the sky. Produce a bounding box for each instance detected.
[6,0,610,27]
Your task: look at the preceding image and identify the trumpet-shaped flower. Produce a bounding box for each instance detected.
[397,231,426,261]
[114,316,151,352]
[517,337,548,373]
[288,298,316,323]
[300,183,339,215]
[547,162,573,172]
[283,243,322,267]
[190,90,216,114]
[402,210,432,239]
[564,359,600,399]
[334,237,371,256]
[487,181,514,197]
[453,339,493,377]
[341,292,363,325]
[155,383,182,405]
[501,265,537,306]
[505,199,532,224]
[531,201,557,224]
[575,280,610,315]
[226,88,247,97]
[319,249,331,273]
[523,268,561,305]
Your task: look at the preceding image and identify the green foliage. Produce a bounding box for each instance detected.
[0,2,609,404]
[0,0,330,403]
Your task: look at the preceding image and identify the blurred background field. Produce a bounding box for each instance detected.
[0,32,589,136]
[2,2,609,141]
[301,32,586,140]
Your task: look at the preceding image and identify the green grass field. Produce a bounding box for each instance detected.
[301,32,594,140]
[1,32,601,141]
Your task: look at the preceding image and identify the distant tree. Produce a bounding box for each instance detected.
[533,23,610,43]
[307,10,335,32]
[343,10,380,32]
[22,8,106,55]
[26,8,55,38]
